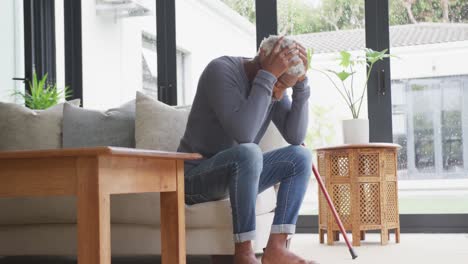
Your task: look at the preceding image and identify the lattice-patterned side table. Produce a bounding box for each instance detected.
[316,143,401,246]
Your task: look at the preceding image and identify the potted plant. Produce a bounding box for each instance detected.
[310,48,391,144]
[12,69,72,110]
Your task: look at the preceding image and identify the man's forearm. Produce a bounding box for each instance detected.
[283,79,310,144]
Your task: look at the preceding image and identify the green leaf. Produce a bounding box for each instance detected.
[339,51,352,67]
[306,48,314,70]
[365,48,390,64]
[64,85,72,99]
[327,69,354,81]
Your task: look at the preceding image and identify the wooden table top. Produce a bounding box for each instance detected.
[0,146,203,160]
[315,143,401,151]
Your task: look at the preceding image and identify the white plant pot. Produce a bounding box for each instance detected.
[342,119,369,144]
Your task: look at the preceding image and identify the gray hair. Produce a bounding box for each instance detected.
[258,35,305,77]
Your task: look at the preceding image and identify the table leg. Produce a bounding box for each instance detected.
[160,160,186,264]
[360,230,366,241]
[326,227,334,245]
[396,227,400,243]
[319,229,325,244]
[352,228,361,247]
[380,228,389,245]
[333,231,340,241]
[77,157,111,264]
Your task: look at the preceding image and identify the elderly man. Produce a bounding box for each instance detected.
[178,37,315,264]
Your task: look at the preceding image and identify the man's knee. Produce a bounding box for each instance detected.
[234,143,263,164]
[231,143,263,180]
[287,145,312,175]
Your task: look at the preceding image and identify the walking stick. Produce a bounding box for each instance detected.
[312,164,358,259]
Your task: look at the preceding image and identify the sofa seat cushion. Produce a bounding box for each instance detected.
[185,186,276,228]
[0,187,276,227]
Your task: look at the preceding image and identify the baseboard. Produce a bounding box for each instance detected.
[296,214,468,233]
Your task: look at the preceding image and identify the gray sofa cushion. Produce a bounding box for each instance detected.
[0,100,80,151]
[135,91,190,152]
[62,100,135,148]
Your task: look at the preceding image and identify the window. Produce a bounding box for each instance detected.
[389,0,468,214]
[0,0,24,103]
[176,50,188,105]
[277,0,367,215]
[393,76,468,179]
[142,31,158,99]
[142,30,188,104]
[80,0,157,109]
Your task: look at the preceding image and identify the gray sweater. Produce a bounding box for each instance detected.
[178,56,310,166]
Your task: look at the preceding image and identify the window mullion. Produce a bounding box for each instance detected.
[365,0,393,143]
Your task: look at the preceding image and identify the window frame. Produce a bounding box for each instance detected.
[23,0,57,89]
[255,0,278,48]
[156,0,177,105]
[64,0,83,103]
[366,0,393,143]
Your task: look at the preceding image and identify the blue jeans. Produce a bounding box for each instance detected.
[184,143,312,243]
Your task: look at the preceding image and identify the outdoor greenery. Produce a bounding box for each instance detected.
[13,69,71,110]
[305,105,336,149]
[222,0,468,34]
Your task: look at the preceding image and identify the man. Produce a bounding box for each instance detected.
[178,37,315,264]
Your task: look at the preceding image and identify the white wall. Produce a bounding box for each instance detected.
[0,0,23,104]
[175,0,256,104]
[81,0,256,109]
[391,41,468,80]
[81,0,124,109]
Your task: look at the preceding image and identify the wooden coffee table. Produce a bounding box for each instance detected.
[0,147,202,264]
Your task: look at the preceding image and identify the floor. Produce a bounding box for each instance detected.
[1,234,467,264]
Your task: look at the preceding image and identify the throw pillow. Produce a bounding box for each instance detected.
[135,91,189,152]
[62,100,136,148]
[0,100,80,150]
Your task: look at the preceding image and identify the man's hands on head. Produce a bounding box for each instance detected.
[277,73,298,90]
[259,36,301,78]
[275,43,309,90]
[276,43,309,88]
[258,37,309,100]
[296,43,308,82]
[273,73,297,100]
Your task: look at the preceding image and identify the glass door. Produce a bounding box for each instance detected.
[276,0,367,215]
[389,0,468,214]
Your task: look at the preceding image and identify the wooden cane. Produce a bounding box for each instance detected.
[312,164,358,259]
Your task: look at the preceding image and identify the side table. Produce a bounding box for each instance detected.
[315,143,401,246]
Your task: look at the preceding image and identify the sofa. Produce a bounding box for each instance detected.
[0,91,288,257]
